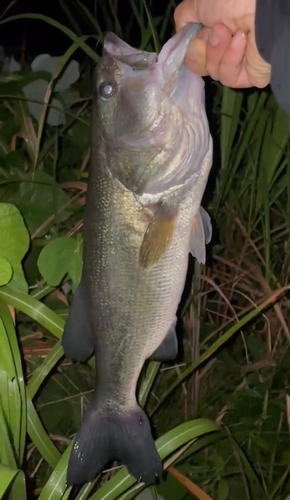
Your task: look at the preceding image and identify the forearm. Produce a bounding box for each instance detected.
[255,0,290,115]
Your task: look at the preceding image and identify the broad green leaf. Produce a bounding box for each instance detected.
[32,38,87,169]
[0,255,12,286]
[31,54,80,91]
[22,80,66,126]
[0,203,29,293]
[7,171,74,237]
[217,479,229,500]
[37,236,83,291]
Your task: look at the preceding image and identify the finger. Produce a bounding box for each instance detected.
[217,30,251,87]
[184,27,211,76]
[243,32,271,88]
[206,23,234,81]
[174,0,198,31]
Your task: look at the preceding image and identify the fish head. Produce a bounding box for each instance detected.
[93,24,212,196]
[94,33,161,142]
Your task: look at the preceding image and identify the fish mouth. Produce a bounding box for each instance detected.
[103,32,158,69]
[103,23,202,80]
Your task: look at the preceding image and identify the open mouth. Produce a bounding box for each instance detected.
[103,23,202,75]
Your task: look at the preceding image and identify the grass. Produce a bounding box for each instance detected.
[0,0,290,499]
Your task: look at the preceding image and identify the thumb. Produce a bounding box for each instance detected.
[174,0,199,31]
[184,28,211,76]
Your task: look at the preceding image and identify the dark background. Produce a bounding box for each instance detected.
[0,0,173,59]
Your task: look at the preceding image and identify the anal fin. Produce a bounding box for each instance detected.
[149,320,178,362]
[190,206,212,265]
[61,282,94,362]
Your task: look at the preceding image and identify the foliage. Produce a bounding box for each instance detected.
[0,1,289,500]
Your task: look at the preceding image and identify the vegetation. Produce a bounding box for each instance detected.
[0,1,289,499]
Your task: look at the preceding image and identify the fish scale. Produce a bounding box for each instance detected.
[62,22,213,499]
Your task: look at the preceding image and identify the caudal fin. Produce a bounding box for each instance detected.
[66,403,163,489]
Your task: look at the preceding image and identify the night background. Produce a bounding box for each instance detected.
[0,1,289,500]
[1,0,173,58]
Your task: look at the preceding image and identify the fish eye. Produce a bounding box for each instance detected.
[99,82,116,100]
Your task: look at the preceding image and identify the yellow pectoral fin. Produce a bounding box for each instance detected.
[139,204,177,269]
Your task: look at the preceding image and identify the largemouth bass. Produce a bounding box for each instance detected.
[62,22,213,493]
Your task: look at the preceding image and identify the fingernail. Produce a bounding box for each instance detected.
[209,27,221,47]
[231,30,246,49]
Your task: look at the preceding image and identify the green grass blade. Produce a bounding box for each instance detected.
[138,361,160,408]
[220,87,243,172]
[261,105,290,186]
[27,342,64,399]
[118,484,146,500]
[0,464,26,500]
[26,394,61,468]
[142,0,160,52]
[127,0,144,33]
[0,14,99,63]
[224,426,264,493]
[0,286,65,339]
[31,285,55,301]
[58,0,82,36]
[38,444,73,500]
[0,398,17,469]
[150,285,289,416]
[216,91,268,211]
[71,0,103,38]
[0,302,26,467]
[160,0,176,41]
[11,94,37,164]
[0,314,23,468]
[107,0,123,37]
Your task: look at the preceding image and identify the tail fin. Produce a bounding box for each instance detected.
[67,403,163,489]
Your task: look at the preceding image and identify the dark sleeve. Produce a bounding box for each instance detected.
[255,0,290,116]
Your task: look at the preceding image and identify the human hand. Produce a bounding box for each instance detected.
[174,0,271,88]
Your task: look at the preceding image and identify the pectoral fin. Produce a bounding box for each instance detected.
[139,203,177,269]
[149,319,178,362]
[190,207,212,265]
[61,282,94,362]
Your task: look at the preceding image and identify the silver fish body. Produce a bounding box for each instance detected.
[62,23,213,493]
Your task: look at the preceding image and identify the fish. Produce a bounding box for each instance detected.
[62,22,213,496]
